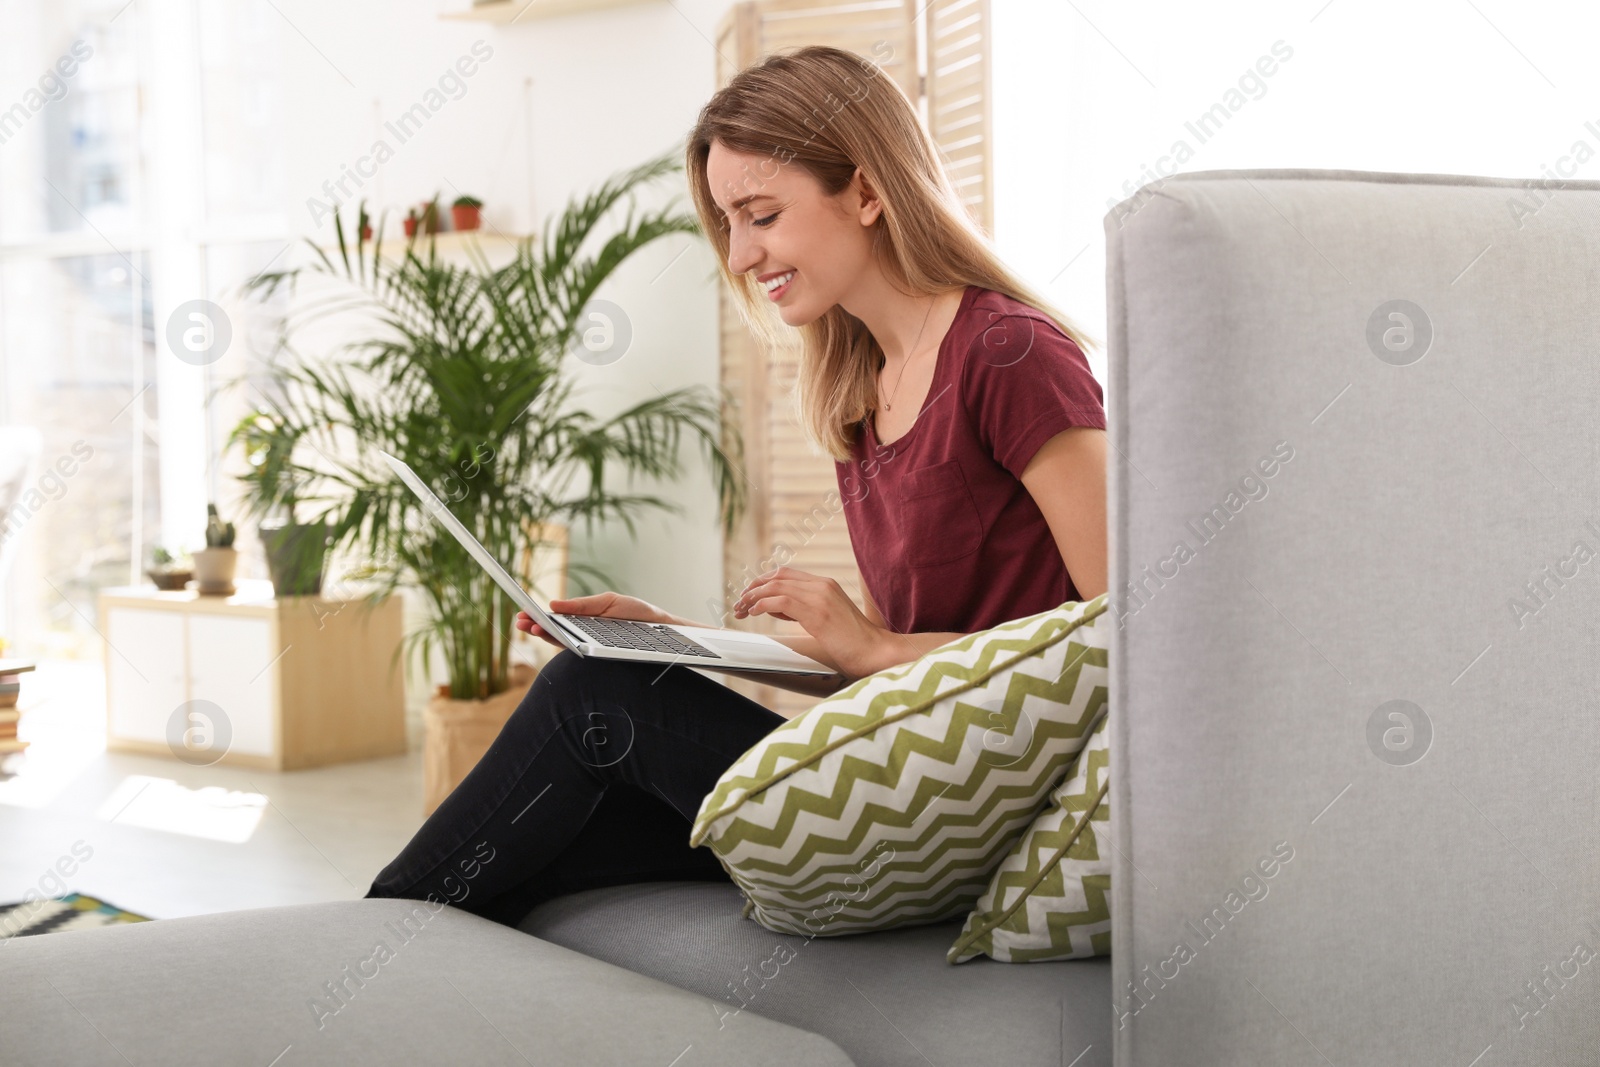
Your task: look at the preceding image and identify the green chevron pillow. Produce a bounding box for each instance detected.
[947,706,1111,963]
[689,593,1110,937]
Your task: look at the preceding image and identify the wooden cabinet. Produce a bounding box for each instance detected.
[98,580,406,770]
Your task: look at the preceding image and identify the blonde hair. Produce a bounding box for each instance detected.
[686,44,1098,462]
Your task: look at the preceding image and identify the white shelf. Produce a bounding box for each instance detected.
[316,229,536,263]
[440,0,658,22]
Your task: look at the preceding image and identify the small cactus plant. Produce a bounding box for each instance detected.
[205,503,236,548]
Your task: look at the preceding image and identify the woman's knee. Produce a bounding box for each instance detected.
[529,647,591,692]
[514,648,604,724]
[526,647,661,708]
[515,650,645,769]
[505,650,624,743]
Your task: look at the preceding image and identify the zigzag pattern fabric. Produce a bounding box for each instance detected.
[948,707,1110,963]
[690,594,1110,937]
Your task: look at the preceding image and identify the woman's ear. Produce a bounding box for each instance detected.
[853,166,884,227]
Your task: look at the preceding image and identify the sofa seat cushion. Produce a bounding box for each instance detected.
[519,880,1110,1067]
[3,898,851,1066]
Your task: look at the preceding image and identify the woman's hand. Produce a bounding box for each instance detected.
[515,592,672,650]
[732,566,897,680]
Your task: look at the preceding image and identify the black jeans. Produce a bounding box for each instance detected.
[365,648,787,927]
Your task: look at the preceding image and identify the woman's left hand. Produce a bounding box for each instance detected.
[732,565,892,680]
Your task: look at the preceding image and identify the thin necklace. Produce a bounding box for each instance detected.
[880,294,936,412]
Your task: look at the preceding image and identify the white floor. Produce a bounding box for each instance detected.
[0,660,427,921]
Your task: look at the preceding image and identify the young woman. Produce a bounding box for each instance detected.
[364,45,1107,925]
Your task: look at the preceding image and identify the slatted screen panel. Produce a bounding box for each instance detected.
[924,0,994,234]
[712,0,990,717]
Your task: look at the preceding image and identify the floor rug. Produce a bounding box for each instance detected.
[0,893,152,939]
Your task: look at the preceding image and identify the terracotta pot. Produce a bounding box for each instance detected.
[192,547,238,596]
[404,216,417,238]
[422,662,537,815]
[451,205,481,232]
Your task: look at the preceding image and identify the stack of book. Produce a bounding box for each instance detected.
[0,661,35,754]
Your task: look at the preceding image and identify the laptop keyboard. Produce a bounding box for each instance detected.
[559,615,721,659]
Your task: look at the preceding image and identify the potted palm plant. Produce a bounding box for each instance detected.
[239,151,745,717]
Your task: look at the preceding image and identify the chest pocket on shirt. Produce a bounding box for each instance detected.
[896,459,984,567]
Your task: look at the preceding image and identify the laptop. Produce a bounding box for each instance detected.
[378,451,837,676]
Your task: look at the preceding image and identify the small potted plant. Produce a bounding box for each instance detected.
[226,408,330,597]
[403,208,418,238]
[146,546,194,591]
[418,196,442,235]
[451,195,483,232]
[193,503,238,596]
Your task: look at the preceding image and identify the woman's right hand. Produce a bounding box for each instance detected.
[514,592,675,649]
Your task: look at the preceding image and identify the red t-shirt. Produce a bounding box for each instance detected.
[834,284,1106,635]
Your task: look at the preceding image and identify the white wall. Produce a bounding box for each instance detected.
[994,0,1600,387]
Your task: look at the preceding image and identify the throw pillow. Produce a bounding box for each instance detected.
[689,593,1110,937]
[947,706,1110,963]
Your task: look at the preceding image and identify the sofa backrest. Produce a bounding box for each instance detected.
[1105,168,1600,1066]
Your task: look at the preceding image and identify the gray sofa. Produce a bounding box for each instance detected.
[10,167,1597,1066]
[4,884,1104,1066]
